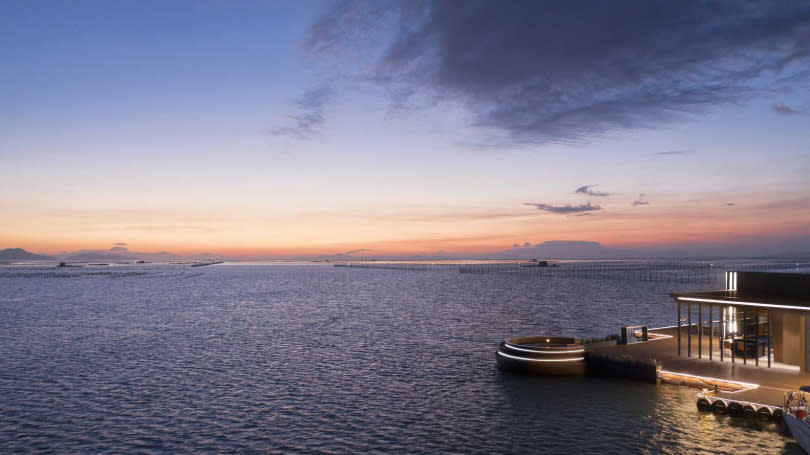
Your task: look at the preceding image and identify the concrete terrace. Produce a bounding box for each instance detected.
[590,326,810,407]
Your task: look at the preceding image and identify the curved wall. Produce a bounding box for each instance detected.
[496,336,586,375]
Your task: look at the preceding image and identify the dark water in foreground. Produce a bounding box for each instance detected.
[0,264,801,454]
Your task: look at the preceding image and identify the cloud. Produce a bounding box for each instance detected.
[343,248,371,255]
[725,202,735,206]
[575,185,610,197]
[756,197,810,210]
[655,150,689,156]
[771,102,796,115]
[114,242,128,246]
[523,241,532,247]
[268,87,333,139]
[524,202,602,214]
[306,1,810,143]
[632,194,649,206]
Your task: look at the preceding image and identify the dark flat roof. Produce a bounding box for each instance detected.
[734,271,810,298]
[672,289,810,310]
[672,271,810,310]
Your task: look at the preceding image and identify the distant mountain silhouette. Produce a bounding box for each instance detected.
[493,240,634,259]
[61,246,185,262]
[65,251,136,261]
[137,250,184,261]
[0,248,55,261]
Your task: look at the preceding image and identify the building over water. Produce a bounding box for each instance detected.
[672,271,810,372]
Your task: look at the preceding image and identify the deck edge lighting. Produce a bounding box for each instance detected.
[504,343,585,354]
[676,296,810,311]
[660,370,759,391]
[497,351,585,362]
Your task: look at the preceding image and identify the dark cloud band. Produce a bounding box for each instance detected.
[307,1,810,143]
[269,87,333,139]
[524,202,602,214]
[575,185,610,197]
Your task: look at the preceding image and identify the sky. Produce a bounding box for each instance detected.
[1,0,809,258]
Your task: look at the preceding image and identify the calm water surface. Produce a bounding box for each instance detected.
[0,264,801,453]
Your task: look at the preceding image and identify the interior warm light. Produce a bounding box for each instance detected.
[546,338,550,343]
[724,271,738,291]
[728,307,737,334]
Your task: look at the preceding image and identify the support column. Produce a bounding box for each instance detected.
[731,307,735,364]
[742,310,747,365]
[709,304,713,361]
[698,303,703,359]
[720,306,724,362]
[687,301,692,358]
[755,310,759,367]
[768,310,771,368]
[677,300,681,357]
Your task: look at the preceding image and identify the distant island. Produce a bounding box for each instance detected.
[0,245,216,263]
[0,248,55,261]
[493,240,632,260]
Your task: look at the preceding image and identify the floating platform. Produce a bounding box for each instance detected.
[496,336,586,375]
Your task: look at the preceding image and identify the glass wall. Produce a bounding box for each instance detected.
[677,302,780,368]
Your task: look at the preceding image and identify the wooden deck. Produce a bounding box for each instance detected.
[590,326,810,407]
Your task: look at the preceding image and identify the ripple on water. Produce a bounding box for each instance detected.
[0,265,802,453]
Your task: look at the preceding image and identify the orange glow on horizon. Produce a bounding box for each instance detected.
[2,192,808,257]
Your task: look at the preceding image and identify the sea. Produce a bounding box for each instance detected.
[0,263,803,454]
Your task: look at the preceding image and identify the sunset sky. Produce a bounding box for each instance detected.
[2,1,809,258]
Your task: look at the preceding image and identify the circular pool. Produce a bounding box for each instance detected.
[496,336,586,375]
